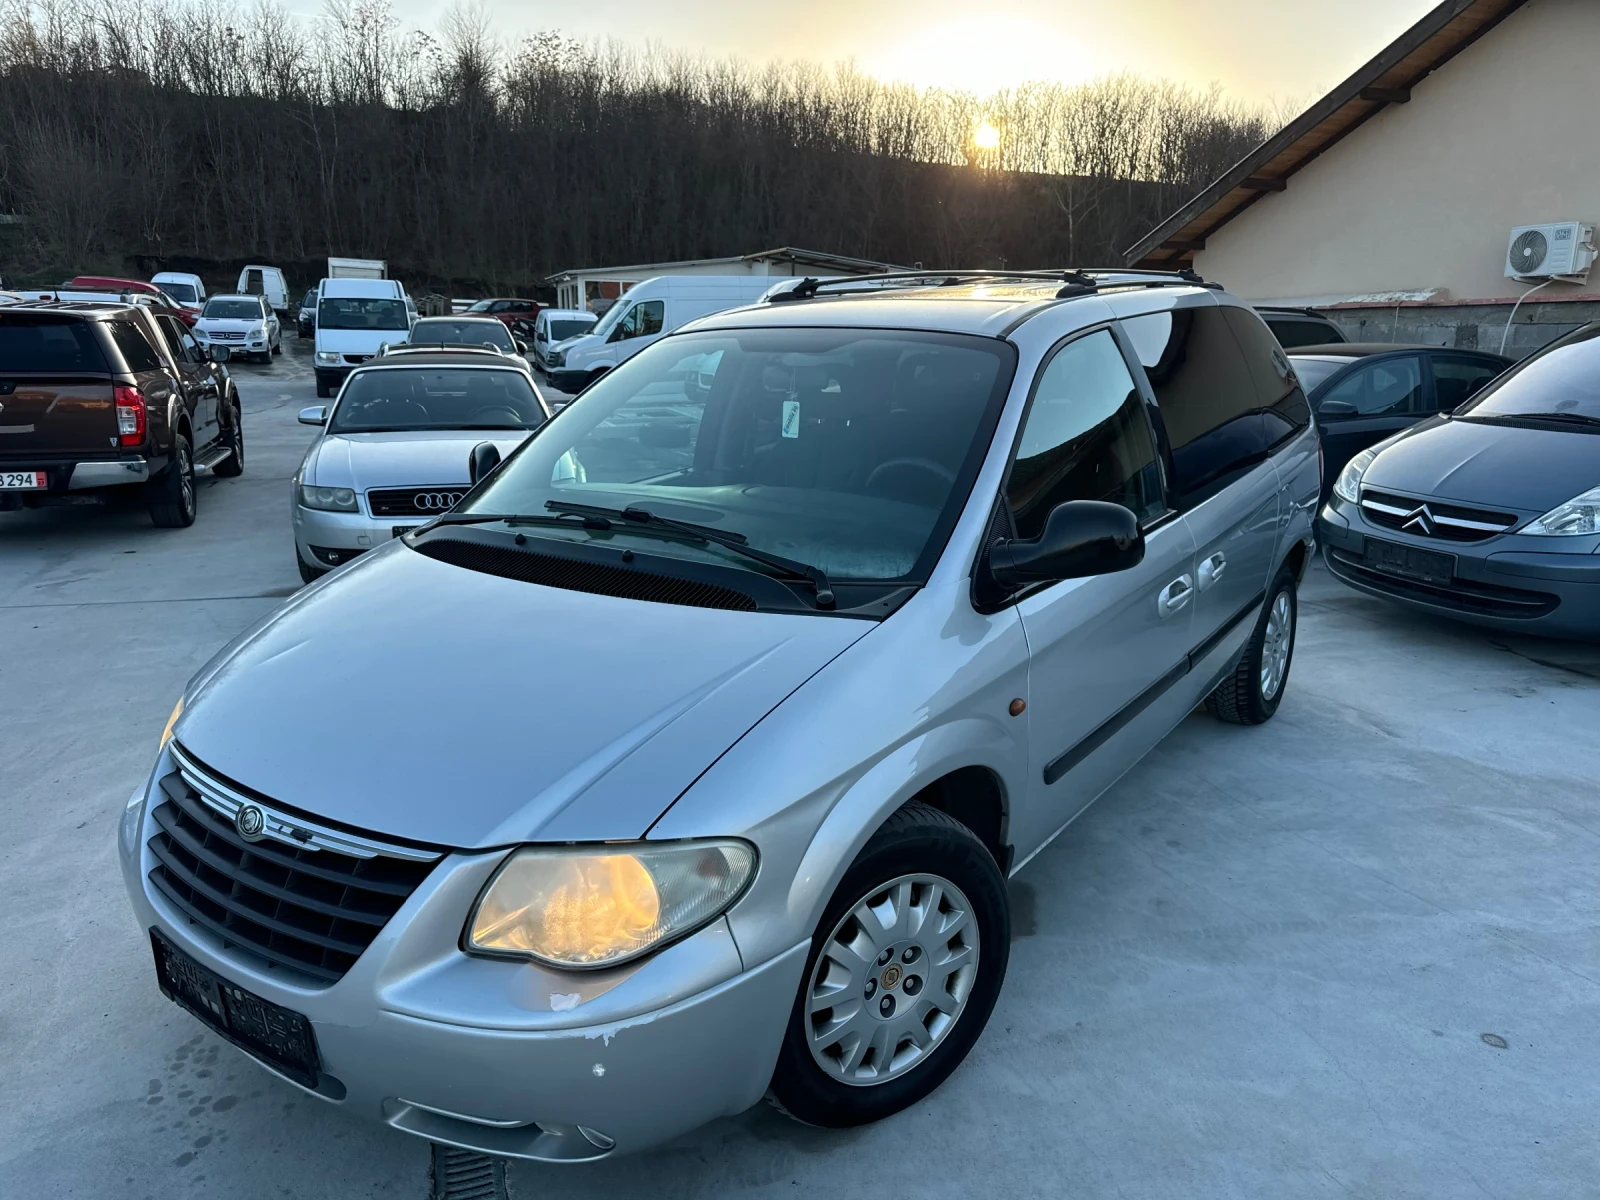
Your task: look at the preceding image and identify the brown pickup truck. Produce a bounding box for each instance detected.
[0,302,243,527]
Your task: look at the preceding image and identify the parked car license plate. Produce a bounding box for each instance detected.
[1362,537,1455,586]
[150,929,321,1088]
[1,470,45,489]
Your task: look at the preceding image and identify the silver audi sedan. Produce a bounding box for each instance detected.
[123,272,1316,1166]
[291,350,552,582]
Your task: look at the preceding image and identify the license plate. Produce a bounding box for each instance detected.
[392,525,420,538]
[150,929,321,1088]
[1362,537,1455,586]
[1,470,45,489]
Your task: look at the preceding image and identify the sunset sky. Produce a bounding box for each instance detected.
[371,0,1442,105]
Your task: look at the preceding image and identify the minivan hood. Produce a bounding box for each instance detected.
[174,543,870,848]
[309,430,533,490]
[1365,416,1600,511]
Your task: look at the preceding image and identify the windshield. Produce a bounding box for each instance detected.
[203,299,262,320]
[590,299,630,339]
[410,319,513,351]
[1460,325,1600,421]
[467,299,496,313]
[329,368,544,433]
[1290,355,1356,393]
[461,328,1015,582]
[549,318,593,341]
[301,290,317,309]
[318,296,408,331]
[158,282,198,303]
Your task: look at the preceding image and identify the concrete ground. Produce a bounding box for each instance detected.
[2,341,1597,1198]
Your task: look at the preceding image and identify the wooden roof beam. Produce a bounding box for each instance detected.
[1241,177,1288,192]
[1360,86,1413,104]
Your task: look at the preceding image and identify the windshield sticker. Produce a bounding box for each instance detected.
[782,400,800,438]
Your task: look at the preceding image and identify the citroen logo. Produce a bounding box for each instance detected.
[235,804,266,841]
[1401,505,1436,535]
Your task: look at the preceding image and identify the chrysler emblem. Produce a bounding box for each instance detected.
[235,804,266,841]
[1401,505,1435,536]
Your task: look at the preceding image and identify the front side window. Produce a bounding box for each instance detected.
[329,369,545,433]
[317,297,408,331]
[1008,329,1165,538]
[1123,306,1267,507]
[612,301,665,342]
[1317,356,1423,418]
[462,328,1015,582]
[410,320,513,351]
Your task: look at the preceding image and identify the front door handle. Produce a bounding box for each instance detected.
[1157,574,1193,618]
[1198,552,1226,592]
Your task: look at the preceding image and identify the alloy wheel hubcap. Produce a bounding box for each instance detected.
[804,873,979,1086]
[1260,590,1292,700]
[179,448,194,512]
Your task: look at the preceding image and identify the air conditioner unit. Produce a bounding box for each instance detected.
[1504,221,1597,280]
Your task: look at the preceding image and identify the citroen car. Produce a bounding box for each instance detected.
[121,270,1318,1165]
[1317,322,1600,639]
[290,350,551,583]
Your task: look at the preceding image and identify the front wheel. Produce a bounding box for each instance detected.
[769,802,1009,1128]
[296,552,326,585]
[1205,566,1297,725]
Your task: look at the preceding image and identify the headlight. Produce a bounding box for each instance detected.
[1333,447,1379,504]
[1522,485,1600,536]
[314,351,341,365]
[466,841,756,969]
[158,697,183,750]
[193,329,209,341]
[250,325,266,338]
[298,484,358,512]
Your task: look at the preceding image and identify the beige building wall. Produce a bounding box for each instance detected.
[1194,0,1600,305]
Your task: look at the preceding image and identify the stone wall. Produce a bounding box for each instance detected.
[1322,300,1600,360]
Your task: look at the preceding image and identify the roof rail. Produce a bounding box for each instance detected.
[765,267,1216,304]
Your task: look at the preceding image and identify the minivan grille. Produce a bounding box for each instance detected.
[146,746,439,984]
[1359,489,1519,542]
[368,486,470,517]
[411,534,759,611]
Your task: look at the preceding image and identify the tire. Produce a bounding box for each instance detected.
[768,802,1009,1128]
[297,552,326,585]
[271,339,282,355]
[146,434,197,528]
[1205,566,1298,725]
[316,380,332,399]
[213,400,244,477]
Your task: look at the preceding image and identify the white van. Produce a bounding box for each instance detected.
[237,265,290,319]
[151,271,207,313]
[545,275,777,393]
[313,277,412,397]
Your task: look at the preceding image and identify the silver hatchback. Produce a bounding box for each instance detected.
[121,271,1319,1164]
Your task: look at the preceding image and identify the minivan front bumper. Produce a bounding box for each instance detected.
[1317,500,1600,640]
[117,753,805,1161]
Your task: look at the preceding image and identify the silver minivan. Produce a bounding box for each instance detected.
[120,271,1319,1164]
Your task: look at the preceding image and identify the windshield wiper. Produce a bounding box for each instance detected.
[1462,410,1600,429]
[422,511,605,530]
[544,501,836,609]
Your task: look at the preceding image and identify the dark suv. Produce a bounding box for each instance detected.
[0,303,243,527]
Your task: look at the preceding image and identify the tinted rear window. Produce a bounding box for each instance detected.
[0,315,109,371]
[1222,306,1312,444]
[1267,318,1344,349]
[108,321,164,372]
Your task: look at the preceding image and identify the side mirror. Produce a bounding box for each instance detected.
[208,345,231,363]
[1317,399,1358,419]
[515,339,528,354]
[297,405,328,426]
[987,501,1144,589]
[469,441,502,484]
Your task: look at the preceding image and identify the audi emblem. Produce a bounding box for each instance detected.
[413,491,466,511]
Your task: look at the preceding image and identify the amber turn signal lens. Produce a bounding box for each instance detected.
[159,697,184,750]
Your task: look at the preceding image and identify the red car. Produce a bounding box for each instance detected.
[60,276,198,326]
[465,297,542,336]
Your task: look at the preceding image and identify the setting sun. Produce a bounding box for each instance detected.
[972,120,1001,150]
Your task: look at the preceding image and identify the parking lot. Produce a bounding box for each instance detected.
[2,337,1598,1199]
